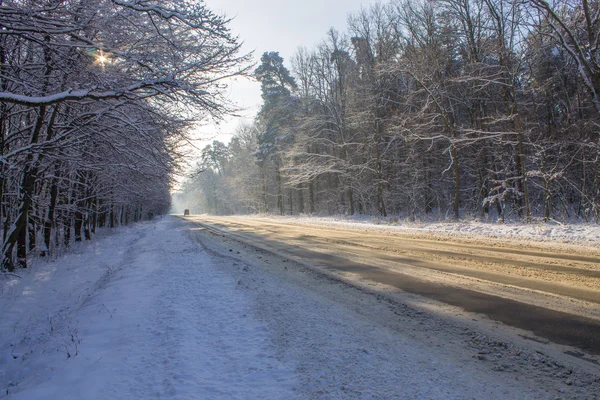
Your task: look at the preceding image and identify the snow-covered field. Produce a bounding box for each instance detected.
[1,216,598,399]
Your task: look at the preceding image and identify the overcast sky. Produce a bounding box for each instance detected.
[196,0,380,144]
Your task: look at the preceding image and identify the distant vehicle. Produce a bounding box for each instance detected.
[184,209,190,216]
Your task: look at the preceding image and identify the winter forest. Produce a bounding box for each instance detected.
[181,0,600,226]
[3,0,600,273]
[0,1,250,270]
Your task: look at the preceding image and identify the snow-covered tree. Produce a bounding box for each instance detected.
[180,0,600,224]
[0,0,250,270]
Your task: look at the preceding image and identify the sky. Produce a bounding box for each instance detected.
[195,0,381,145]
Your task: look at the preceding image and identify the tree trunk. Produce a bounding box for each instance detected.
[514,128,531,222]
[309,180,315,214]
[84,211,92,240]
[64,214,72,248]
[347,186,355,215]
[109,203,115,228]
[276,162,283,215]
[297,185,305,214]
[28,215,36,253]
[594,158,599,221]
[287,188,293,214]
[541,152,551,222]
[42,169,60,256]
[262,166,269,213]
[374,119,387,217]
[2,106,47,270]
[577,150,587,220]
[451,144,460,220]
[74,210,83,242]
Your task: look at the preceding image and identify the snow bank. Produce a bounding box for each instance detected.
[240,214,600,246]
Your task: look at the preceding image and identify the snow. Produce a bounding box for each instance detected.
[0,89,91,106]
[1,216,596,399]
[0,218,297,399]
[0,77,184,107]
[240,214,600,246]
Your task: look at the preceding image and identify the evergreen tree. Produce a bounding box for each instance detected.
[254,52,298,214]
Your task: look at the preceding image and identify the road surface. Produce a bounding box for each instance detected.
[6,216,599,398]
[10,216,600,399]
[185,215,600,357]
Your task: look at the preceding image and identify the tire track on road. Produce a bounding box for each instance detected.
[186,216,600,356]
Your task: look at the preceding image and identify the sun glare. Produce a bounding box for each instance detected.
[95,50,109,66]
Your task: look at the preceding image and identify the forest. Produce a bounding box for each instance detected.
[0,0,249,271]
[182,0,600,225]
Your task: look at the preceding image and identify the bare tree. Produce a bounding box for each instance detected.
[1,0,250,270]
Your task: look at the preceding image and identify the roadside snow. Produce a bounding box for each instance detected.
[0,218,297,399]
[236,214,600,246]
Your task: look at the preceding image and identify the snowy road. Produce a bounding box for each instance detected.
[188,215,600,355]
[1,216,599,399]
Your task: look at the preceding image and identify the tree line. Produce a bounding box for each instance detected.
[184,0,600,224]
[1,0,249,271]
